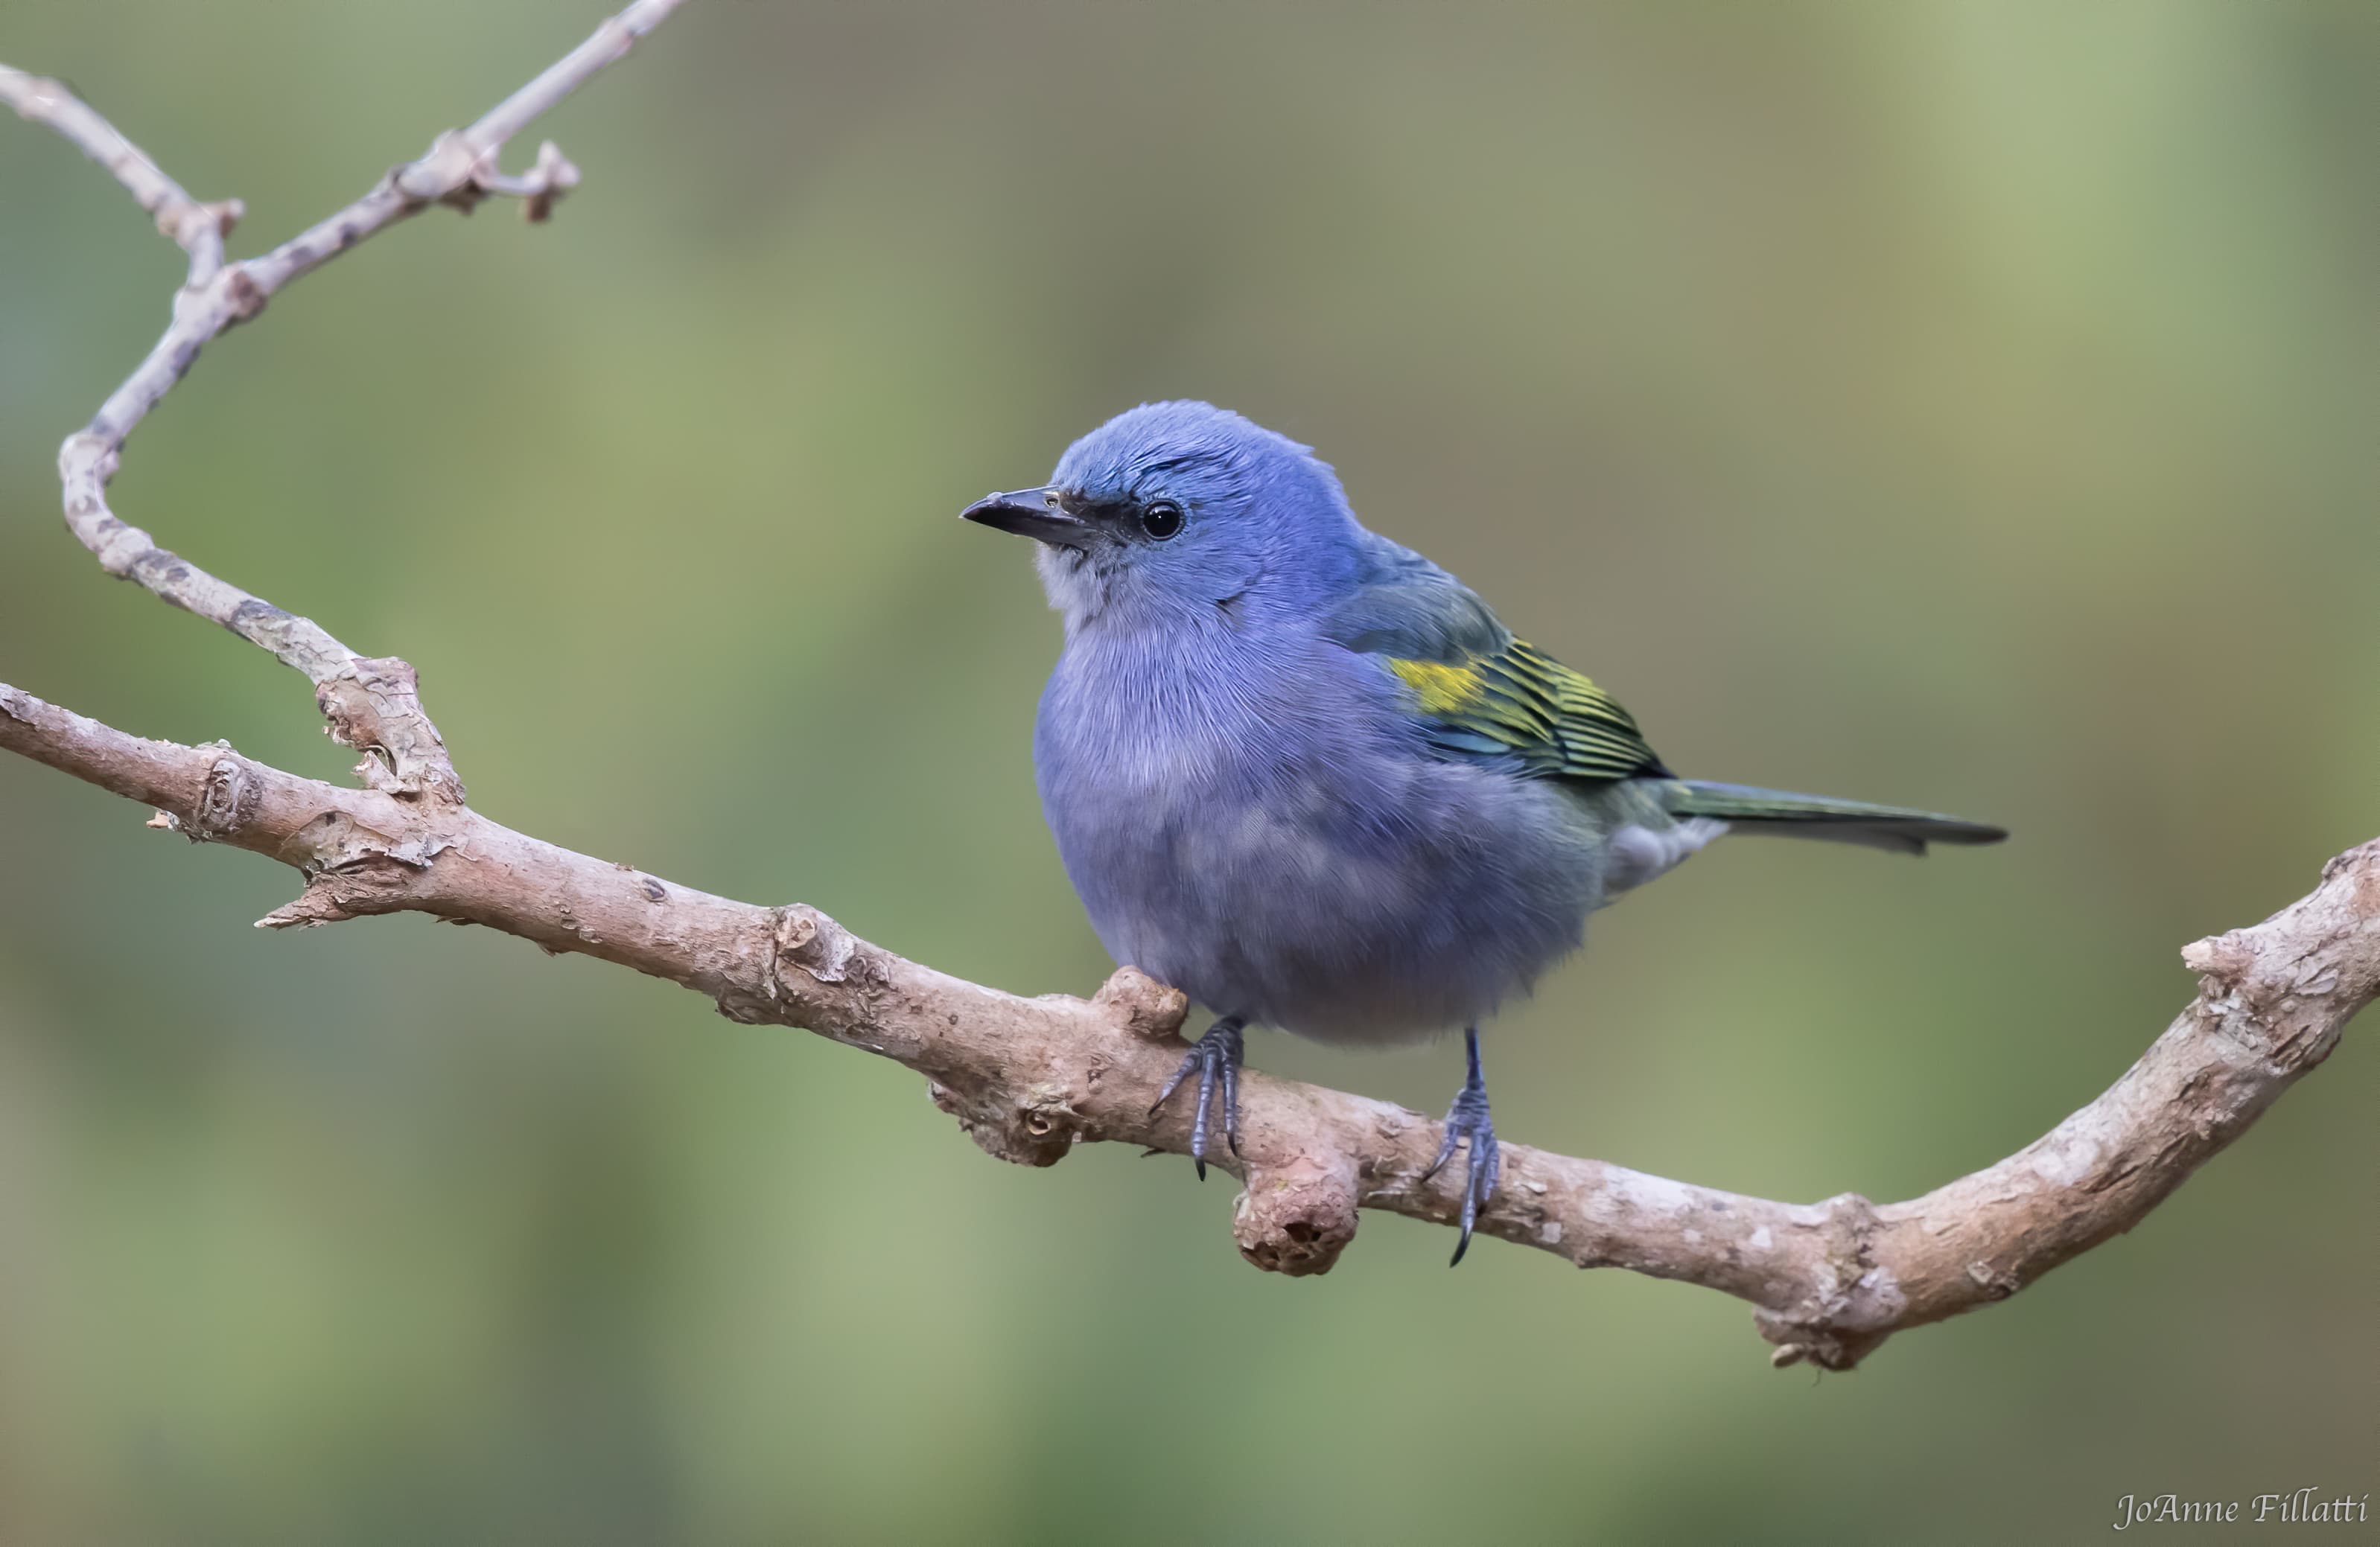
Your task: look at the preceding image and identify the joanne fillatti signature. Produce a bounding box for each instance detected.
[2114,1490,2370,1529]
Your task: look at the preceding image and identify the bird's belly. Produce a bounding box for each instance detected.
[1046,750,1606,1046]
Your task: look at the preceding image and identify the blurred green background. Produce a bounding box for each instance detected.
[3,1,2374,1542]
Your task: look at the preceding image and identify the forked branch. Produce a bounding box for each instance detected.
[3,0,681,801]
[3,1,2370,1371]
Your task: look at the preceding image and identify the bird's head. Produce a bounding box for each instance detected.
[961,401,1362,631]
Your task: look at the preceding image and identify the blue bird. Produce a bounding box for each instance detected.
[964,401,2004,1262]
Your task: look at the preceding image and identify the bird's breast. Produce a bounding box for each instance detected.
[1031,626,1605,1043]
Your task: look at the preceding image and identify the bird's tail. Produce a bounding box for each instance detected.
[1664,780,2008,855]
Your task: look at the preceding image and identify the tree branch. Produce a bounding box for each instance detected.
[4,1,2371,1371]
[4,681,2373,1368]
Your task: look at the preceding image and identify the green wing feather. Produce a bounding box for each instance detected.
[1323,532,1669,786]
[1384,640,1671,785]
[1325,535,2005,843]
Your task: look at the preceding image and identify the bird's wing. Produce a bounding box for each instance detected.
[1322,533,1671,784]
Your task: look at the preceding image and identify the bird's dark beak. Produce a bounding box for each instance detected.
[960,486,1092,548]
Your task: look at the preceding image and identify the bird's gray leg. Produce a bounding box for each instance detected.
[1421,1027,1501,1265]
[1148,1015,1246,1180]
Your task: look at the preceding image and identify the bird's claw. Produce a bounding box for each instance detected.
[1422,1027,1501,1265]
[1148,1016,1245,1179]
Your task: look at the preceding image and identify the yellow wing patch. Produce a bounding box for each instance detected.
[1387,658,1485,716]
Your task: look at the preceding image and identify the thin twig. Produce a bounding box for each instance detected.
[0,0,685,802]
[0,63,241,282]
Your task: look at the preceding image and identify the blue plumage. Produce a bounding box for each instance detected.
[963,401,2002,1256]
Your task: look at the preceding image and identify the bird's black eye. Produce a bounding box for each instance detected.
[1139,500,1184,540]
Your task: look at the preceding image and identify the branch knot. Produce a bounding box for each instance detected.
[315,657,463,803]
[189,748,258,841]
[1092,966,1189,1042]
[1233,1151,1360,1277]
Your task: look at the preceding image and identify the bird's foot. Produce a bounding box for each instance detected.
[1148,1015,1245,1180]
[1422,1027,1501,1266]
